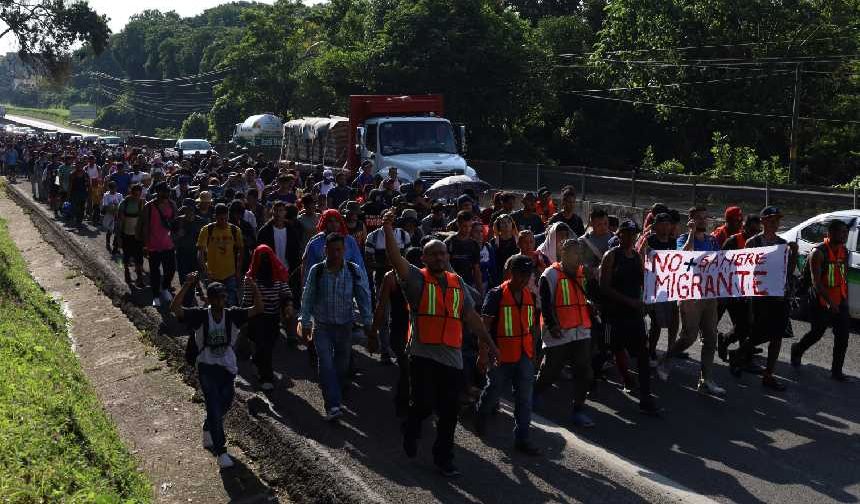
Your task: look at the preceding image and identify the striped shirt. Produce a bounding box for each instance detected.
[241,280,292,315]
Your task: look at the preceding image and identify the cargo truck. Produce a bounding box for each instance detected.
[281,95,476,183]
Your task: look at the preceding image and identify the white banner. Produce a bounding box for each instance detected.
[644,245,788,304]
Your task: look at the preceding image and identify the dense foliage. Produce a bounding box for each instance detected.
[3,0,859,185]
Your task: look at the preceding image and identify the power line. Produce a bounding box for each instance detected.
[563,56,859,68]
[95,81,215,107]
[93,88,209,120]
[80,68,233,84]
[566,92,860,125]
[569,71,794,93]
[559,32,860,58]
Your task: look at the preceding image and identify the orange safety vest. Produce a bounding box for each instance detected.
[541,263,591,330]
[410,268,464,348]
[818,238,848,307]
[494,281,535,363]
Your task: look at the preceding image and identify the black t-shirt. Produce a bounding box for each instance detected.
[512,210,545,235]
[327,186,353,210]
[491,237,519,281]
[646,234,675,251]
[444,235,480,287]
[548,212,585,236]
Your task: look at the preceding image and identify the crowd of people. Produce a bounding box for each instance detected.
[0,134,852,476]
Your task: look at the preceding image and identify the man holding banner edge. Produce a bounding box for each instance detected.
[657,207,726,397]
[735,206,797,391]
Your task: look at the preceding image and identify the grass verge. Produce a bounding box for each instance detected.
[0,212,151,502]
[2,104,70,125]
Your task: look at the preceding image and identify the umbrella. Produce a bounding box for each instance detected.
[424,175,490,200]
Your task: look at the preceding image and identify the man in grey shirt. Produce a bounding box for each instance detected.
[376,211,497,478]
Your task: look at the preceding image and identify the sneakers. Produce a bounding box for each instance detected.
[202,430,214,449]
[325,406,343,421]
[217,453,234,469]
[151,297,161,308]
[514,440,542,456]
[698,379,726,397]
[762,375,786,392]
[260,382,274,391]
[436,461,461,478]
[571,411,595,428]
[790,343,802,368]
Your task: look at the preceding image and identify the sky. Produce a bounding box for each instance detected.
[1,0,322,53]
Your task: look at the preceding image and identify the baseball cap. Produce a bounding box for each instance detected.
[506,254,534,274]
[206,282,226,298]
[654,212,672,224]
[618,219,641,233]
[400,208,419,222]
[760,206,783,219]
[522,192,536,202]
[725,206,743,220]
[538,186,551,197]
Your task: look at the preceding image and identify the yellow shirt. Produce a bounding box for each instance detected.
[197,224,244,280]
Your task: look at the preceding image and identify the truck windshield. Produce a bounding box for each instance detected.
[379,121,457,156]
[180,141,211,151]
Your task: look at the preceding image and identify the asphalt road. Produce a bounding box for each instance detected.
[9,178,860,504]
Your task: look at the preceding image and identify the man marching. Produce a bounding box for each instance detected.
[792,219,852,382]
[733,207,797,391]
[474,254,541,456]
[380,211,498,477]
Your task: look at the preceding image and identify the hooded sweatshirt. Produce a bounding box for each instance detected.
[301,209,365,279]
[537,221,575,264]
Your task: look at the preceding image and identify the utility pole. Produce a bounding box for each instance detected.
[789,63,801,183]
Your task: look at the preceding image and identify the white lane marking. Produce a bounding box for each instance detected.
[499,402,719,504]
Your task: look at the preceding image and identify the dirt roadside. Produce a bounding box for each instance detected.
[0,190,283,503]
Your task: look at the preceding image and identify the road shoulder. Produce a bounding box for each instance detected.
[0,188,280,503]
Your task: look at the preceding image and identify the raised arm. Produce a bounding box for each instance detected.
[171,271,199,320]
[382,210,410,280]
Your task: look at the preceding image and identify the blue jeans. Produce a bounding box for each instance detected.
[313,322,353,411]
[198,362,235,455]
[476,354,535,441]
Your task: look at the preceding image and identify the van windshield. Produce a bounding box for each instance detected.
[379,121,457,156]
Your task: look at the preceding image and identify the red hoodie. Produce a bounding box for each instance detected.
[316,209,348,235]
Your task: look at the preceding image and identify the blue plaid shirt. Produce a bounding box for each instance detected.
[299,261,372,328]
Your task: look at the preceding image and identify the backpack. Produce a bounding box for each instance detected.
[789,248,816,322]
[184,308,235,365]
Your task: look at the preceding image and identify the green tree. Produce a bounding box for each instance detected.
[179,112,210,139]
[0,0,110,79]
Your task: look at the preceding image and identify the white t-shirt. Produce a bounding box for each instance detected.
[194,308,241,375]
[101,192,122,211]
[243,209,257,230]
[273,226,288,267]
[86,164,101,181]
[364,227,410,255]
